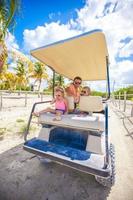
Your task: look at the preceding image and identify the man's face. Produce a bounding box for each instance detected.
[74,79,82,87]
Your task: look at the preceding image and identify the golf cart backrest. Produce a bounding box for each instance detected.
[79,96,103,112]
[66,96,75,111]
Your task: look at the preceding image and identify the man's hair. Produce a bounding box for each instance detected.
[73,76,82,81]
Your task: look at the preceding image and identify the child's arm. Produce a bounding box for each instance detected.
[64,98,69,114]
[50,98,56,104]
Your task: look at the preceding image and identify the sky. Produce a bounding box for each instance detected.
[6,0,133,91]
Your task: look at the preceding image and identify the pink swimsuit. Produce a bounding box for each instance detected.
[55,100,66,114]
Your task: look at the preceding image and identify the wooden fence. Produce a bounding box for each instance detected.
[111,92,133,135]
[0,90,52,110]
[111,92,133,114]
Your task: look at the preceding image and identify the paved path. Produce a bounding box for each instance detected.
[0,107,133,200]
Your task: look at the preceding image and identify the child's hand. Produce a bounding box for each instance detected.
[74,96,79,103]
[32,112,40,117]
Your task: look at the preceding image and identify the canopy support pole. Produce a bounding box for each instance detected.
[52,70,55,97]
[106,56,110,99]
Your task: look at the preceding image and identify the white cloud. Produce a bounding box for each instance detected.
[74,0,133,65]
[23,22,81,52]
[48,12,61,20]
[5,32,19,50]
[119,39,133,58]
[110,60,133,86]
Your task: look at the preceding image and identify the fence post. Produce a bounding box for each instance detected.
[131,105,133,117]
[0,92,2,110]
[41,92,43,102]
[25,92,27,107]
[113,94,117,107]
[119,92,121,110]
[38,91,40,98]
[123,91,127,112]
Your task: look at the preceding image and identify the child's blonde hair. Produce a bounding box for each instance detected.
[81,86,91,96]
[55,86,65,97]
[83,86,91,93]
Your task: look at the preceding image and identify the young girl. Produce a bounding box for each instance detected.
[33,87,68,117]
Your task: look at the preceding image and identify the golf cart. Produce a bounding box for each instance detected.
[23,29,115,187]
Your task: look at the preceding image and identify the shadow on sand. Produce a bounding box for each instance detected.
[0,144,111,200]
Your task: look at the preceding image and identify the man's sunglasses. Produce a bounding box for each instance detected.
[74,81,81,85]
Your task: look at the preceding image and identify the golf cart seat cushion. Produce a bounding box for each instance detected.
[79,96,103,112]
[38,113,105,132]
[25,138,91,161]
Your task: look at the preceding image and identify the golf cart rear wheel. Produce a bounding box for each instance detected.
[95,143,115,187]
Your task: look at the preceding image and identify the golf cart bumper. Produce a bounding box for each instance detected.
[23,138,110,178]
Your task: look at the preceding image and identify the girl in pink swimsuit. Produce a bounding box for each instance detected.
[33,87,68,116]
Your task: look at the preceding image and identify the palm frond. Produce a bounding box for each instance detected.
[0,0,21,40]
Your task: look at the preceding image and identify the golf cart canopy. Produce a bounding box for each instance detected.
[31,29,109,81]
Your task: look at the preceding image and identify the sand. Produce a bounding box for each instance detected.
[0,93,51,153]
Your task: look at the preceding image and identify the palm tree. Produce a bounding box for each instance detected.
[48,73,65,90]
[4,71,17,90]
[14,60,28,90]
[55,74,65,86]
[0,60,9,89]
[30,62,48,91]
[0,0,20,72]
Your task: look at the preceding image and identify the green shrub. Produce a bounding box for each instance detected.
[16,119,25,123]
[0,128,6,135]
[91,91,106,97]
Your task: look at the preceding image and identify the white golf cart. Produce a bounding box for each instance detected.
[23,29,115,187]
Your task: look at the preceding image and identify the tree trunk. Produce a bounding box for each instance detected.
[0,42,7,73]
[38,79,42,91]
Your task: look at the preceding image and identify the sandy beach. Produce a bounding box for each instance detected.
[0,93,52,153]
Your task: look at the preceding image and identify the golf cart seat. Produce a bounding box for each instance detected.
[79,96,104,112]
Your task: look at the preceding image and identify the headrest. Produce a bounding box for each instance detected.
[79,96,103,112]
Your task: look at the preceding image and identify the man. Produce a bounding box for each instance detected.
[65,76,82,107]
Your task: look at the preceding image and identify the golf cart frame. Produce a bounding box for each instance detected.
[23,29,115,187]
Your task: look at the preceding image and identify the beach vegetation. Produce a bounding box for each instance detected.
[47,73,65,90]
[18,123,37,135]
[113,86,133,100]
[0,0,21,72]
[16,118,25,123]
[29,61,48,91]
